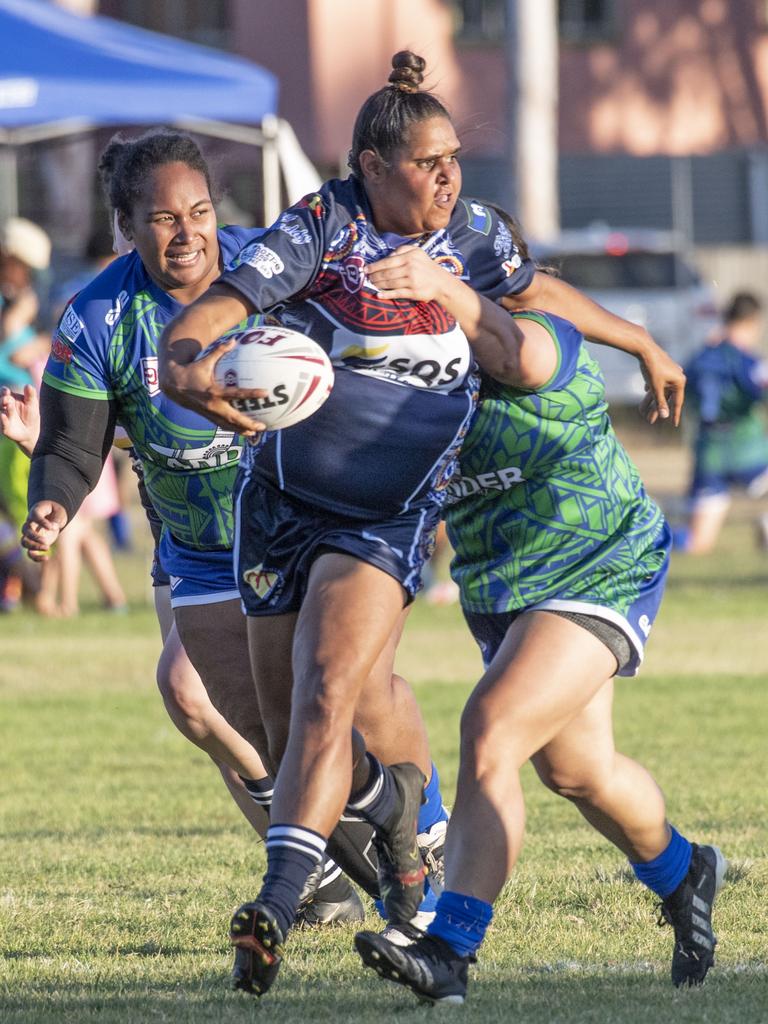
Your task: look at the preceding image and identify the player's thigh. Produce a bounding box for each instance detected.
[292,551,407,711]
[462,610,619,764]
[531,679,617,795]
[247,603,411,770]
[174,598,256,725]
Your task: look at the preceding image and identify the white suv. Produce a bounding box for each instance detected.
[533,228,719,402]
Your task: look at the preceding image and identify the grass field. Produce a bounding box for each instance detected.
[1,441,767,1023]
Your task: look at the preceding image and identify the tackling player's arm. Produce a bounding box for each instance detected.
[367,246,556,389]
[23,384,117,560]
[503,273,686,425]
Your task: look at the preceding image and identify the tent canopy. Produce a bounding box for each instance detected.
[0,0,278,135]
[0,0,324,224]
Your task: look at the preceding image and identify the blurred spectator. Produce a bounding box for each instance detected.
[1,381,127,616]
[0,218,52,609]
[675,292,768,554]
[44,453,128,617]
[50,220,117,314]
[0,217,51,389]
[1,217,129,614]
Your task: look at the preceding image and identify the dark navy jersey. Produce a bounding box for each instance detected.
[220,177,535,519]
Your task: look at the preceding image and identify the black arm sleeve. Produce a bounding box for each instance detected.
[27,382,118,523]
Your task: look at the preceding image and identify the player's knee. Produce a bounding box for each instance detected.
[538,761,609,802]
[157,661,212,741]
[459,700,523,776]
[292,670,357,734]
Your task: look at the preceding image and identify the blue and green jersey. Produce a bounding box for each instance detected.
[446,310,668,639]
[42,226,262,550]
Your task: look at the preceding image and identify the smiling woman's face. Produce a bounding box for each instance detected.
[120,161,220,304]
[362,116,462,237]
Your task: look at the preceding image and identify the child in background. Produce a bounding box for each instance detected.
[676,292,768,553]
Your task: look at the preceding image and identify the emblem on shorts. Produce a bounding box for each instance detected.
[243,564,283,600]
[638,614,652,637]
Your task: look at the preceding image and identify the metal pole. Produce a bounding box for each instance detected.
[261,113,282,226]
[504,0,519,217]
[671,155,695,265]
[516,0,560,240]
[0,146,19,222]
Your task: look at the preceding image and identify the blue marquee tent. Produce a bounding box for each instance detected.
[0,0,319,220]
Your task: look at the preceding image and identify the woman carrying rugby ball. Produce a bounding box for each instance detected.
[160,50,687,999]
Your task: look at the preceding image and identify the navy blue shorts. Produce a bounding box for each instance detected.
[234,474,440,616]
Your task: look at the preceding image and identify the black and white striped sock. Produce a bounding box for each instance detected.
[261,823,327,936]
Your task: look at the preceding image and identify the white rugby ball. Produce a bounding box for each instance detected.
[213,325,334,430]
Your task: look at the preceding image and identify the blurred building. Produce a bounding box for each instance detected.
[97,0,768,249]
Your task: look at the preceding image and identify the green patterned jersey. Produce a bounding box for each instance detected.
[446,310,667,615]
[43,227,261,550]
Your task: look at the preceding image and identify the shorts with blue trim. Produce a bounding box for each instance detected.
[159,530,240,609]
[462,534,670,679]
[234,474,440,616]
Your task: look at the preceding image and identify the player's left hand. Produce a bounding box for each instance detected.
[637,340,686,426]
[0,385,40,457]
[366,246,447,302]
[21,500,68,561]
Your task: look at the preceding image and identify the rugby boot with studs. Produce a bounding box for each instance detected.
[658,843,727,987]
[230,900,285,996]
[372,762,427,924]
[355,929,472,1005]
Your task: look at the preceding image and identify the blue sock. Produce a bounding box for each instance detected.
[631,826,692,898]
[417,762,450,835]
[259,824,326,936]
[427,890,493,957]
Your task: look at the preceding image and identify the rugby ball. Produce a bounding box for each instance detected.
[213,325,334,430]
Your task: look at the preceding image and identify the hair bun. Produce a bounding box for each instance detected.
[388,50,426,93]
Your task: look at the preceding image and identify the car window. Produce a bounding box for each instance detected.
[553,253,700,290]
